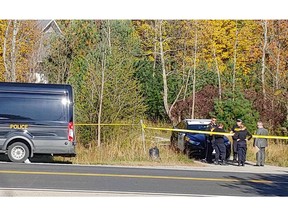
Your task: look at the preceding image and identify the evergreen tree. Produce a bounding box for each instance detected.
[211,90,259,132]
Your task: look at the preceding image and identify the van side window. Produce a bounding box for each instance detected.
[0,95,67,122]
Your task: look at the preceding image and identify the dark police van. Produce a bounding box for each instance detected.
[0,82,76,163]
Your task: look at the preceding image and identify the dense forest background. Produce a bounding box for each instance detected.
[0,20,287,144]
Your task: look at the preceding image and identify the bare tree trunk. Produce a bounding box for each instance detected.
[97,51,106,147]
[97,21,109,147]
[11,20,20,82]
[158,20,184,123]
[272,44,281,122]
[183,68,191,100]
[183,21,193,100]
[153,20,157,73]
[261,20,268,109]
[275,44,280,90]
[212,45,222,101]
[191,21,198,119]
[26,21,39,83]
[107,20,112,54]
[183,41,188,100]
[232,21,238,101]
[3,20,12,81]
[159,20,170,120]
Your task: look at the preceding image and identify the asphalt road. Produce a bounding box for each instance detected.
[0,161,288,196]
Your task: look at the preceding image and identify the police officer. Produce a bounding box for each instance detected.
[204,117,218,163]
[213,123,227,165]
[235,122,252,166]
[230,119,242,163]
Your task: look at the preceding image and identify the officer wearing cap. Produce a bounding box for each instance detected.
[235,121,252,166]
[230,119,242,163]
[213,123,227,165]
[204,117,218,163]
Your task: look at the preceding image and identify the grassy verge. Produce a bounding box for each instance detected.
[66,144,195,166]
[56,122,196,166]
[55,122,288,167]
[246,140,288,167]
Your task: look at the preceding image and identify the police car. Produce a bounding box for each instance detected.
[170,119,231,159]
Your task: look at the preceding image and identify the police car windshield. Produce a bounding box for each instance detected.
[187,124,209,131]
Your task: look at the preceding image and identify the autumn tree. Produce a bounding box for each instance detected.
[1,19,285,133]
[1,20,41,82]
[43,20,146,146]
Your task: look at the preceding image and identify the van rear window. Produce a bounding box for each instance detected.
[0,96,67,122]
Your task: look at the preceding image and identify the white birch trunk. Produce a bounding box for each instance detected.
[97,51,106,147]
[97,21,109,147]
[261,20,268,109]
[232,21,238,100]
[153,21,157,72]
[191,21,198,119]
[3,20,11,81]
[11,20,20,82]
[183,41,189,100]
[276,45,280,90]
[159,20,171,120]
[213,45,222,101]
[107,20,112,54]
[158,20,184,123]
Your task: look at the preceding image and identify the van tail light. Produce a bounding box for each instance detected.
[68,122,74,142]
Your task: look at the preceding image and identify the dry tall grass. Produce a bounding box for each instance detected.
[246,140,288,167]
[57,123,195,166]
[56,122,288,167]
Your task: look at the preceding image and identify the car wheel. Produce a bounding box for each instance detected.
[184,145,192,159]
[170,137,179,152]
[8,142,30,163]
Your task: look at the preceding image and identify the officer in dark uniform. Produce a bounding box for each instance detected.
[204,117,218,163]
[235,122,252,166]
[213,123,227,165]
[230,119,242,163]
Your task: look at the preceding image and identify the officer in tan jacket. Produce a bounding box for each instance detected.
[253,121,268,166]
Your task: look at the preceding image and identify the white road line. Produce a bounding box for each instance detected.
[0,187,214,197]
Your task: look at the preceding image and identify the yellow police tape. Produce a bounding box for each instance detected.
[142,124,288,140]
[75,123,137,126]
[142,124,233,136]
[74,123,288,140]
[252,135,288,139]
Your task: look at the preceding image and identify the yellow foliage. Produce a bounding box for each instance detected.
[0,20,8,81]
[0,20,41,82]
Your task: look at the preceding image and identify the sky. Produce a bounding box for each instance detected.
[1,0,287,19]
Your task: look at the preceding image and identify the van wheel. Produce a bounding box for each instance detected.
[8,142,30,163]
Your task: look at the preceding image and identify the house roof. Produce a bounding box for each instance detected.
[37,20,62,35]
